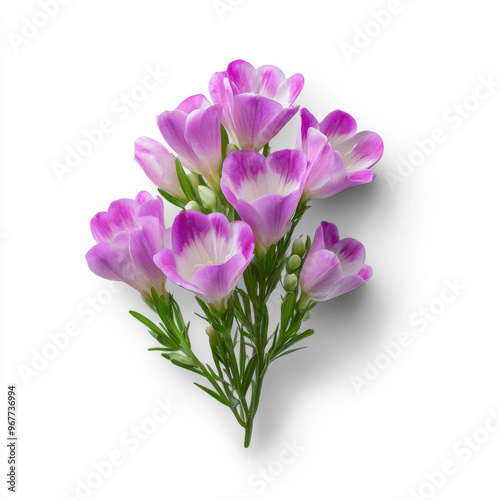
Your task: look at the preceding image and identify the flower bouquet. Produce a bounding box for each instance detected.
[86,59,383,447]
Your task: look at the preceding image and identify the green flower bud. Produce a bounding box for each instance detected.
[284,274,298,292]
[286,254,302,273]
[302,311,310,321]
[292,238,305,257]
[185,201,202,211]
[198,185,217,211]
[187,173,200,190]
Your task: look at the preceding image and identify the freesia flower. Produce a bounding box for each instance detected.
[221,149,308,253]
[209,59,304,151]
[298,108,383,197]
[157,94,222,188]
[134,137,185,200]
[154,211,254,311]
[86,191,169,298]
[300,221,372,302]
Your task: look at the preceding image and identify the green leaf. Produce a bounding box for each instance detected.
[273,346,308,360]
[162,353,200,375]
[158,188,186,209]
[241,354,258,395]
[280,292,296,331]
[281,329,315,351]
[220,124,229,163]
[194,383,230,407]
[129,311,164,337]
[175,156,197,201]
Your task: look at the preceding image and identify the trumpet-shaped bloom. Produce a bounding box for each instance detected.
[86,192,169,297]
[221,149,308,253]
[298,108,383,197]
[300,221,372,302]
[209,59,304,151]
[154,211,254,310]
[157,94,222,186]
[134,137,185,200]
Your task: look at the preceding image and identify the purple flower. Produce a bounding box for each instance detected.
[300,221,372,302]
[221,149,308,253]
[298,108,384,198]
[86,191,169,298]
[209,59,304,151]
[154,211,254,310]
[134,137,185,200]
[157,94,222,187]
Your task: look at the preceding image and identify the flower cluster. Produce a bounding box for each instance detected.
[86,59,383,447]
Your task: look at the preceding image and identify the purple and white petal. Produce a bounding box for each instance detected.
[86,191,168,297]
[319,110,358,148]
[335,131,384,172]
[300,222,371,303]
[155,211,254,308]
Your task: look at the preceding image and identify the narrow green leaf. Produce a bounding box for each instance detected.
[158,188,186,209]
[273,346,308,361]
[175,157,197,201]
[129,311,164,337]
[194,383,230,407]
[220,124,229,163]
[242,354,258,395]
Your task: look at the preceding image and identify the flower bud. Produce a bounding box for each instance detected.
[292,238,305,257]
[284,274,298,292]
[286,254,301,273]
[302,311,310,321]
[198,185,217,211]
[185,200,202,211]
[206,326,217,340]
[188,172,200,190]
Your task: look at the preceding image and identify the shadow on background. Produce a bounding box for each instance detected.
[249,163,399,452]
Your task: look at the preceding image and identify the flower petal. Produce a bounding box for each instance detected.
[336,131,384,172]
[320,110,358,148]
[129,218,166,292]
[90,199,139,243]
[184,105,222,178]
[157,110,197,167]
[303,129,347,199]
[258,105,299,151]
[285,73,305,107]
[298,107,320,149]
[190,254,250,305]
[333,238,367,275]
[154,249,202,295]
[227,59,257,94]
[86,232,134,284]
[300,249,342,302]
[176,94,211,113]
[309,221,340,255]
[232,94,283,150]
[134,137,184,199]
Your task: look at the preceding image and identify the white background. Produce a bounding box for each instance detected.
[1,0,500,499]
